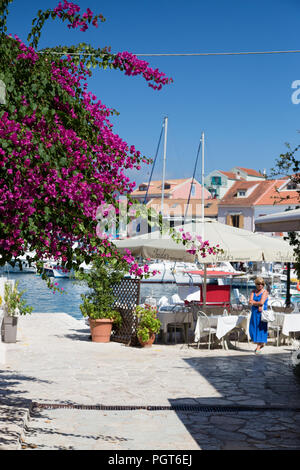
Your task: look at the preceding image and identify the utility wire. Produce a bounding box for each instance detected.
[38,49,300,57]
[134,50,300,56]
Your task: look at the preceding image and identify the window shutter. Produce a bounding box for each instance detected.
[226,214,232,226]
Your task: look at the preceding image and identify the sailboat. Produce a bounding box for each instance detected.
[134,117,203,284]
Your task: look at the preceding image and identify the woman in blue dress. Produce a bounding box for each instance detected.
[249,277,269,354]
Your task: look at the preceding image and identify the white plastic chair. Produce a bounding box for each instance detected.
[269,301,283,346]
[171,293,184,305]
[158,296,169,307]
[233,309,251,346]
[270,298,284,309]
[195,310,217,350]
[294,301,300,313]
[233,288,248,307]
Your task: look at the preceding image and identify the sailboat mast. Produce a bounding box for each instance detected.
[161,116,168,214]
[201,131,205,230]
[201,131,207,309]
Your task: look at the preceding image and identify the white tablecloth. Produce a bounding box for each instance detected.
[157,311,194,333]
[194,314,249,341]
[274,313,300,336]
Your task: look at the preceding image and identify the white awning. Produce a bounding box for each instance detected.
[115,219,296,263]
[255,209,300,232]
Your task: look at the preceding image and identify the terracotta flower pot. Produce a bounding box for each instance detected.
[138,332,156,348]
[89,318,113,343]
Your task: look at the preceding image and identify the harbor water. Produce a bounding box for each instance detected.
[2,272,296,320]
[1,273,180,320]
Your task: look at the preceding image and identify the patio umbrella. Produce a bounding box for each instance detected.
[115,219,296,263]
[254,209,300,306]
[114,234,195,263]
[114,219,296,306]
[173,219,296,306]
[255,208,300,232]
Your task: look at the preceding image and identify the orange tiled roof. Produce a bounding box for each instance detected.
[131,178,192,196]
[233,167,265,178]
[219,180,273,206]
[219,179,300,206]
[219,171,241,180]
[255,180,299,205]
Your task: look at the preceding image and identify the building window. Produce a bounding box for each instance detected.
[286,182,297,190]
[211,176,221,185]
[235,189,246,197]
[209,187,218,198]
[191,183,196,196]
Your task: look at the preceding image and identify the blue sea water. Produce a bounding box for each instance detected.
[3,273,179,320]
[4,273,296,320]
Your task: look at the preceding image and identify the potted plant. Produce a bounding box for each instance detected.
[78,259,123,343]
[135,304,161,347]
[1,281,33,343]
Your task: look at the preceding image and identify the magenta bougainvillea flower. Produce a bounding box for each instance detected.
[0,1,219,290]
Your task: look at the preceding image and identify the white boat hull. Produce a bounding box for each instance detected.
[140,261,202,284]
[0,261,36,274]
[43,263,72,278]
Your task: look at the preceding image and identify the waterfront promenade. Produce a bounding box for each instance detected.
[0,312,300,450]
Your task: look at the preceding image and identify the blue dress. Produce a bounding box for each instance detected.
[249,289,268,343]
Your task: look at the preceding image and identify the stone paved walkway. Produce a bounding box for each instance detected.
[1,313,300,450]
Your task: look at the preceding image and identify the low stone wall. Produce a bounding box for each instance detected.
[0,278,14,365]
[0,308,5,364]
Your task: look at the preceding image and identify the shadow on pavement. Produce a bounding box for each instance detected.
[168,350,300,450]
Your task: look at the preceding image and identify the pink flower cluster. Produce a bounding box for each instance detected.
[121,249,151,277]
[14,35,39,64]
[53,0,103,31]
[113,52,173,90]
[176,228,222,257]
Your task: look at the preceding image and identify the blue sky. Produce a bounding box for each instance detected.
[5,0,300,189]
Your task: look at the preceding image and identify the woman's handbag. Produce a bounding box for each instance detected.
[261,308,275,323]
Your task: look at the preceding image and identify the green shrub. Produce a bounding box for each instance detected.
[136,305,161,342]
[78,258,123,326]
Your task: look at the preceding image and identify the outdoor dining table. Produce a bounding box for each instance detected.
[274,312,300,337]
[194,314,250,350]
[157,308,194,344]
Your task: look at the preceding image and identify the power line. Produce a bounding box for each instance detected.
[38,49,300,57]
[134,50,300,56]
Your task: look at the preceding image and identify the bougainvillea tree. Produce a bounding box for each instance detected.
[0,0,221,288]
[271,144,300,278]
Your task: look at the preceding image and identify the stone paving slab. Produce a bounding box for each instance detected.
[0,405,29,450]
[20,406,300,451]
[1,313,300,450]
[21,408,200,450]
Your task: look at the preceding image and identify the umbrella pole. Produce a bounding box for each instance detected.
[203,264,207,312]
[286,262,291,307]
[200,131,206,312]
